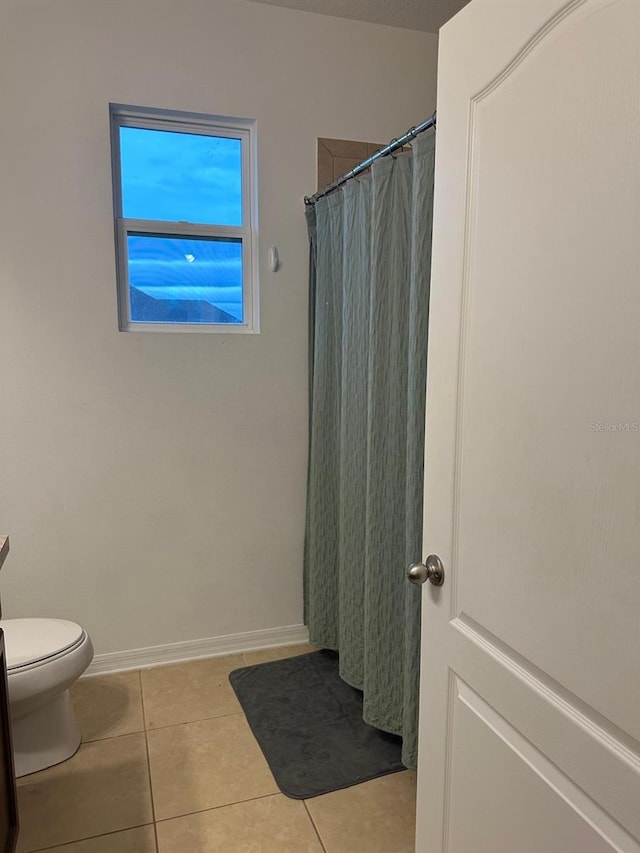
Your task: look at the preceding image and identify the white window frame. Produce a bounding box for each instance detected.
[110,104,259,333]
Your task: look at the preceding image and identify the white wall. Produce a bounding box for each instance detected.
[0,0,438,656]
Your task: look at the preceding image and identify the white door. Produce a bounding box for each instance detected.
[415,1,640,851]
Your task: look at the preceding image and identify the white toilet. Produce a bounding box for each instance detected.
[1,618,94,777]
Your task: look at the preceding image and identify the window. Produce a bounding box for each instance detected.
[110,105,258,332]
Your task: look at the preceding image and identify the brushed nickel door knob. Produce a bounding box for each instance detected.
[407,555,445,587]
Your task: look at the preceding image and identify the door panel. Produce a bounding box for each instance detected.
[416,1,640,850]
[447,677,622,853]
[456,0,640,738]
[447,619,640,840]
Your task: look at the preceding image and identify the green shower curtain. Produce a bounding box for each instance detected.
[304,130,435,768]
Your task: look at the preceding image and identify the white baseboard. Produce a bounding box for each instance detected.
[85,623,310,677]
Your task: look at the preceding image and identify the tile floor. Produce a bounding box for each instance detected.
[16,644,417,852]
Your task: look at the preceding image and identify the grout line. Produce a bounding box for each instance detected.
[80,728,145,744]
[144,710,245,734]
[138,669,161,853]
[26,822,155,852]
[154,791,285,825]
[303,800,328,853]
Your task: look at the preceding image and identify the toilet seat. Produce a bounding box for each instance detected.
[1,618,86,672]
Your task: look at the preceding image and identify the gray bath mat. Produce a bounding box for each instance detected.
[228,650,404,799]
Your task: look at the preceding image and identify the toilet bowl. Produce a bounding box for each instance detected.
[0,618,94,777]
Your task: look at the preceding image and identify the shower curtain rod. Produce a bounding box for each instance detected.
[304,112,436,206]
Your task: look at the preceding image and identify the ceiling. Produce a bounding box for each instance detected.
[247,0,471,34]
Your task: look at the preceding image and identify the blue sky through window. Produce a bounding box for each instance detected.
[119,126,245,323]
[120,127,243,224]
[128,235,243,323]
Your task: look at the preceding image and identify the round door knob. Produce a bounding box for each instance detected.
[407,555,445,587]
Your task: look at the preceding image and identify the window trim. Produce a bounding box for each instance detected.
[109,104,259,333]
